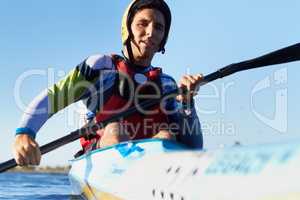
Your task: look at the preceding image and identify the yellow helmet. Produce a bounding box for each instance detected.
[121,0,172,54]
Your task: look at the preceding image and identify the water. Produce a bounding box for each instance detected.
[0,172,83,200]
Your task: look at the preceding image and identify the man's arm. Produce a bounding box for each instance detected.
[13,54,115,165]
[163,74,204,149]
[166,98,203,149]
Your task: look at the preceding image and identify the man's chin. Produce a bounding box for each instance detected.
[138,50,155,59]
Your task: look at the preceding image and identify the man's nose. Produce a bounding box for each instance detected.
[146,23,155,37]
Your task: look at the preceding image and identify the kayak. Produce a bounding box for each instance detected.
[69,138,300,200]
[68,139,186,199]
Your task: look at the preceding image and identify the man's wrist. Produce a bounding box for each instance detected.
[15,128,36,139]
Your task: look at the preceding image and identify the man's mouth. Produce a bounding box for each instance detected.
[141,40,155,48]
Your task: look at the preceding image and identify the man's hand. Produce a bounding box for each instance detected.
[12,134,41,166]
[97,122,130,148]
[177,74,203,104]
[152,130,176,140]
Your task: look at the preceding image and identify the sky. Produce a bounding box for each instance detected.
[0,0,300,166]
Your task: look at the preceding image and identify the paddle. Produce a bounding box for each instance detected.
[0,43,299,173]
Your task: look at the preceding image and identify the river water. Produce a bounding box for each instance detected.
[0,172,83,200]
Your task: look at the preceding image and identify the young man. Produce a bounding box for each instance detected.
[13,0,203,166]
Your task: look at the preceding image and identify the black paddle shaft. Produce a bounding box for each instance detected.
[0,42,299,173]
[201,43,300,85]
[0,132,80,173]
[0,96,164,173]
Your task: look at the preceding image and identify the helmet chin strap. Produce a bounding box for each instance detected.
[123,38,164,66]
[124,39,135,62]
[122,42,154,71]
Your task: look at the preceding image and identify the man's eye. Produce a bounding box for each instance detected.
[137,22,148,27]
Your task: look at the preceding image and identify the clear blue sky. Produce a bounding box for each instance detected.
[1,0,299,166]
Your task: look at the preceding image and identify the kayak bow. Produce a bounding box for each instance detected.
[69,138,300,200]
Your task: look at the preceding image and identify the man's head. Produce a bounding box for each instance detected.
[121,0,172,65]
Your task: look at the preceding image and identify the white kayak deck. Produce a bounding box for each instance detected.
[69,139,300,200]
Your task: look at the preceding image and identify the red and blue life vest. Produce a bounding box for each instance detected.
[80,55,169,151]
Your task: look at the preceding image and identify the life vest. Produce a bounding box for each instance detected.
[80,55,169,152]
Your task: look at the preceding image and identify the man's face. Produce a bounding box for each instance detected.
[130,8,166,61]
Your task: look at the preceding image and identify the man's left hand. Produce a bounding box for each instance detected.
[177,74,203,104]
